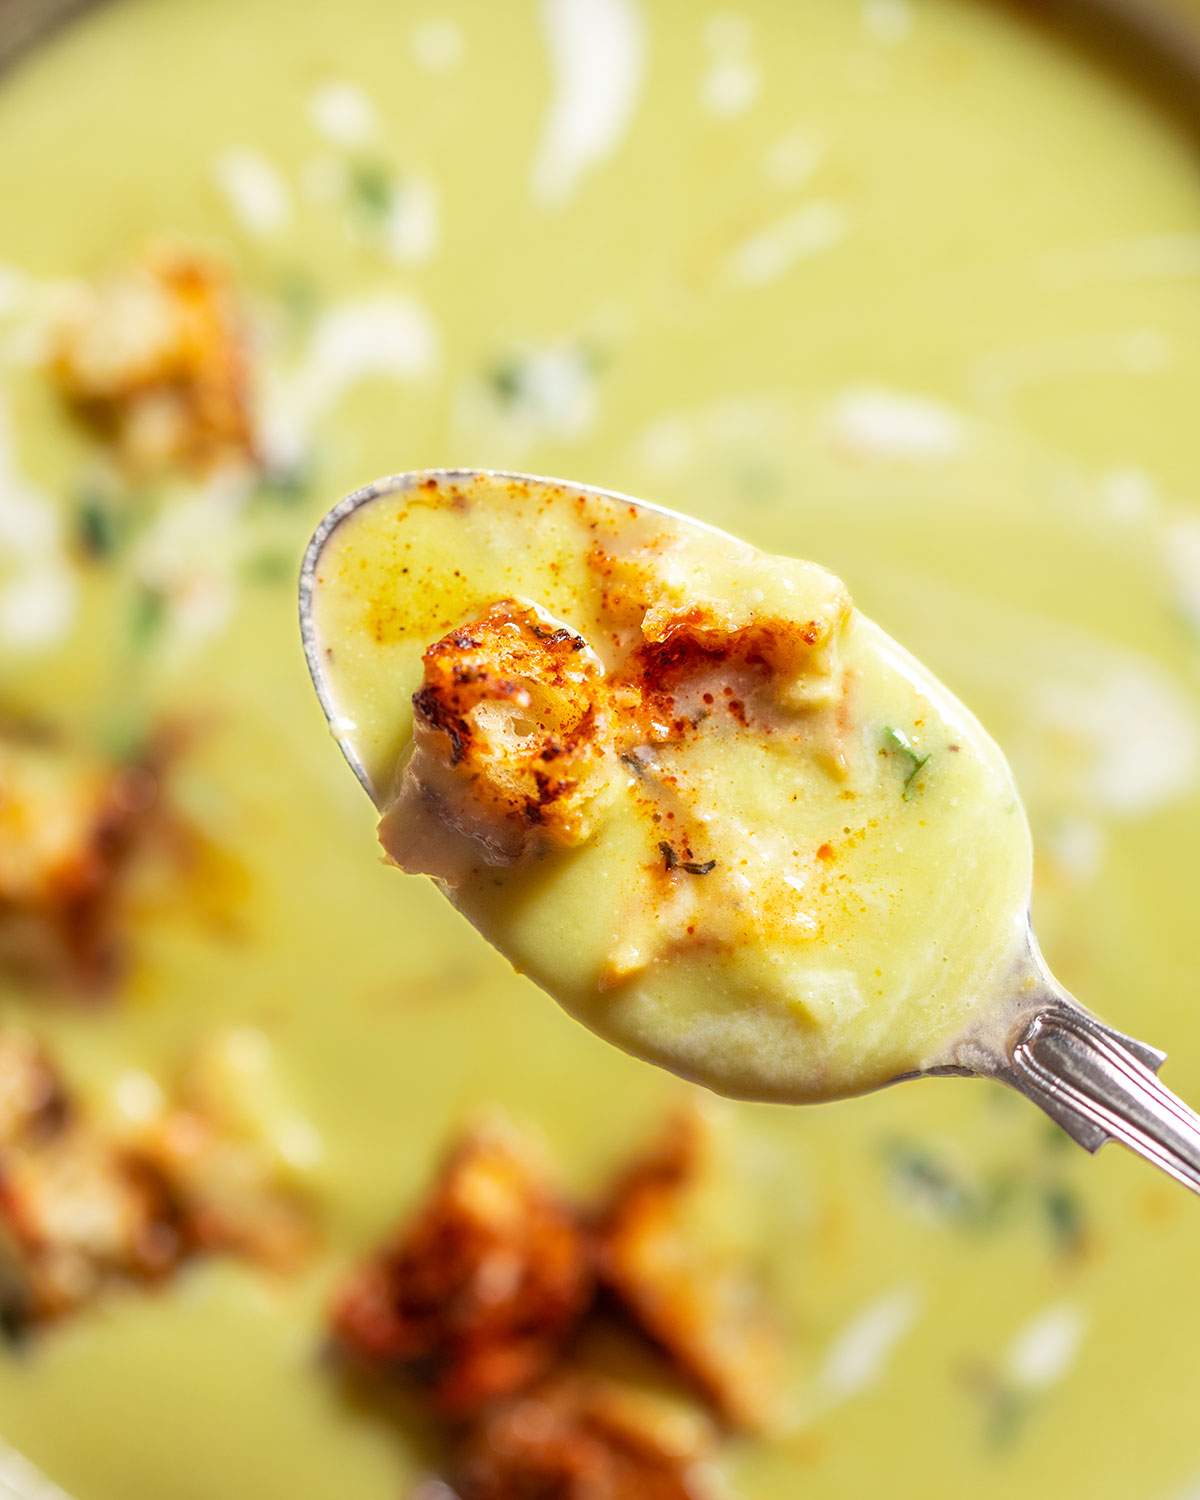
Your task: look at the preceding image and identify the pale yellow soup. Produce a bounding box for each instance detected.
[1,1,1200,1499]
[312,473,1033,1102]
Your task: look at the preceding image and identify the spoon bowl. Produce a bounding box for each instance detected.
[301,469,1200,1193]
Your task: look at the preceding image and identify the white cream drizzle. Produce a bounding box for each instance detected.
[131,469,252,653]
[1043,816,1105,885]
[0,396,76,652]
[0,1443,73,1500]
[456,342,598,457]
[1100,466,1158,523]
[817,1286,922,1403]
[1040,233,1200,286]
[764,127,825,189]
[1030,657,1199,817]
[411,18,465,72]
[701,11,760,118]
[261,295,440,469]
[531,0,646,207]
[726,202,847,286]
[109,1070,168,1130]
[1003,1302,1087,1391]
[702,57,760,118]
[972,328,1172,414]
[0,274,82,369]
[631,395,795,479]
[827,386,966,461]
[0,265,28,320]
[862,0,912,45]
[383,177,440,264]
[213,147,293,237]
[1164,514,1200,635]
[309,82,379,147]
[882,566,1200,820]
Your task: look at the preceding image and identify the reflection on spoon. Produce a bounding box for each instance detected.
[300,470,1200,1193]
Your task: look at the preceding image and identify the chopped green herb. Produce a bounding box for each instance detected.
[975,1173,1021,1231]
[734,460,782,504]
[883,1139,1015,1231]
[76,492,121,561]
[657,841,716,875]
[578,342,609,376]
[530,623,584,650]
[486,358,525,405]
[348,159,394,224]
[242,549,294,584]
[959,1363,1033,1452]
[254,464,312,507]
[1041,1119,1073,1153]
[883,1140,970,1220]
[129,585,167,652]
[1042,1183,1086,1256]
[985,1384,1031,1451]
[276,268,320,331]
[621,751,649,780]
[882,725,930,799]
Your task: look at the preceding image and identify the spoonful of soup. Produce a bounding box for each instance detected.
[300,469,1200,1193]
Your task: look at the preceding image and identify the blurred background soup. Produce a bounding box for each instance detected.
[2,1,1200,1497]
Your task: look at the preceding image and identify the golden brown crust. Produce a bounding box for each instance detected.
[331,1121,593,1418]
[0,1028,313,1336]
[0,1037,185,1334]
[330,1111,783,1495]
[405,600,617,861]
[138,1107,313,1273]
[588,540,849,703]
[52,247,256,476]
[388,549,850,886]
[0,1136,185,1328]
[631,604,845,721]
[0,1032,69,1145]
[0,732,162,989]
[453,1375,715,1500]
[596,1114,782,1433]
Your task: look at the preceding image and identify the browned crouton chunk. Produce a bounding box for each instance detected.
[596,1114,782,1432]
[0,1036,184,1335]
[132,1026,317,1272]
[453,1375,717,1500]
[0,730,159,988]
[140,1105,312,1272]
[53,247,255,475]
[331,1121,593,1417]
[381,600,619,877]
[0,1031,68,1144]
[0,1027,314,1337]
[0,1135,184,1332]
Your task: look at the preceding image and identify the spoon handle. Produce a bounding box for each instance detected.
[1003,1006,1200,1195]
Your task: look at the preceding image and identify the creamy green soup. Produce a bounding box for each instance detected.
[311,472,1033,1103]
[2,1,1200,1498]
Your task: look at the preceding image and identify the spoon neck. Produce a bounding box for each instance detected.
[1001,1004,1200,1196]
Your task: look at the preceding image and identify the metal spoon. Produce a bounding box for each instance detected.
[299,468,1200,1195]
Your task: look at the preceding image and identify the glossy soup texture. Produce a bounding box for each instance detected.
[313,473,1033,1103]
[2,1,1200,1498]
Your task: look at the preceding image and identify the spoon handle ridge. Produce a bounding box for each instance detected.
[1003,1006,1200,1195]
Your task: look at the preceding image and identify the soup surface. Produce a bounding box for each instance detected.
[2,1,1200,1498]
[311,471,1033,1103]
